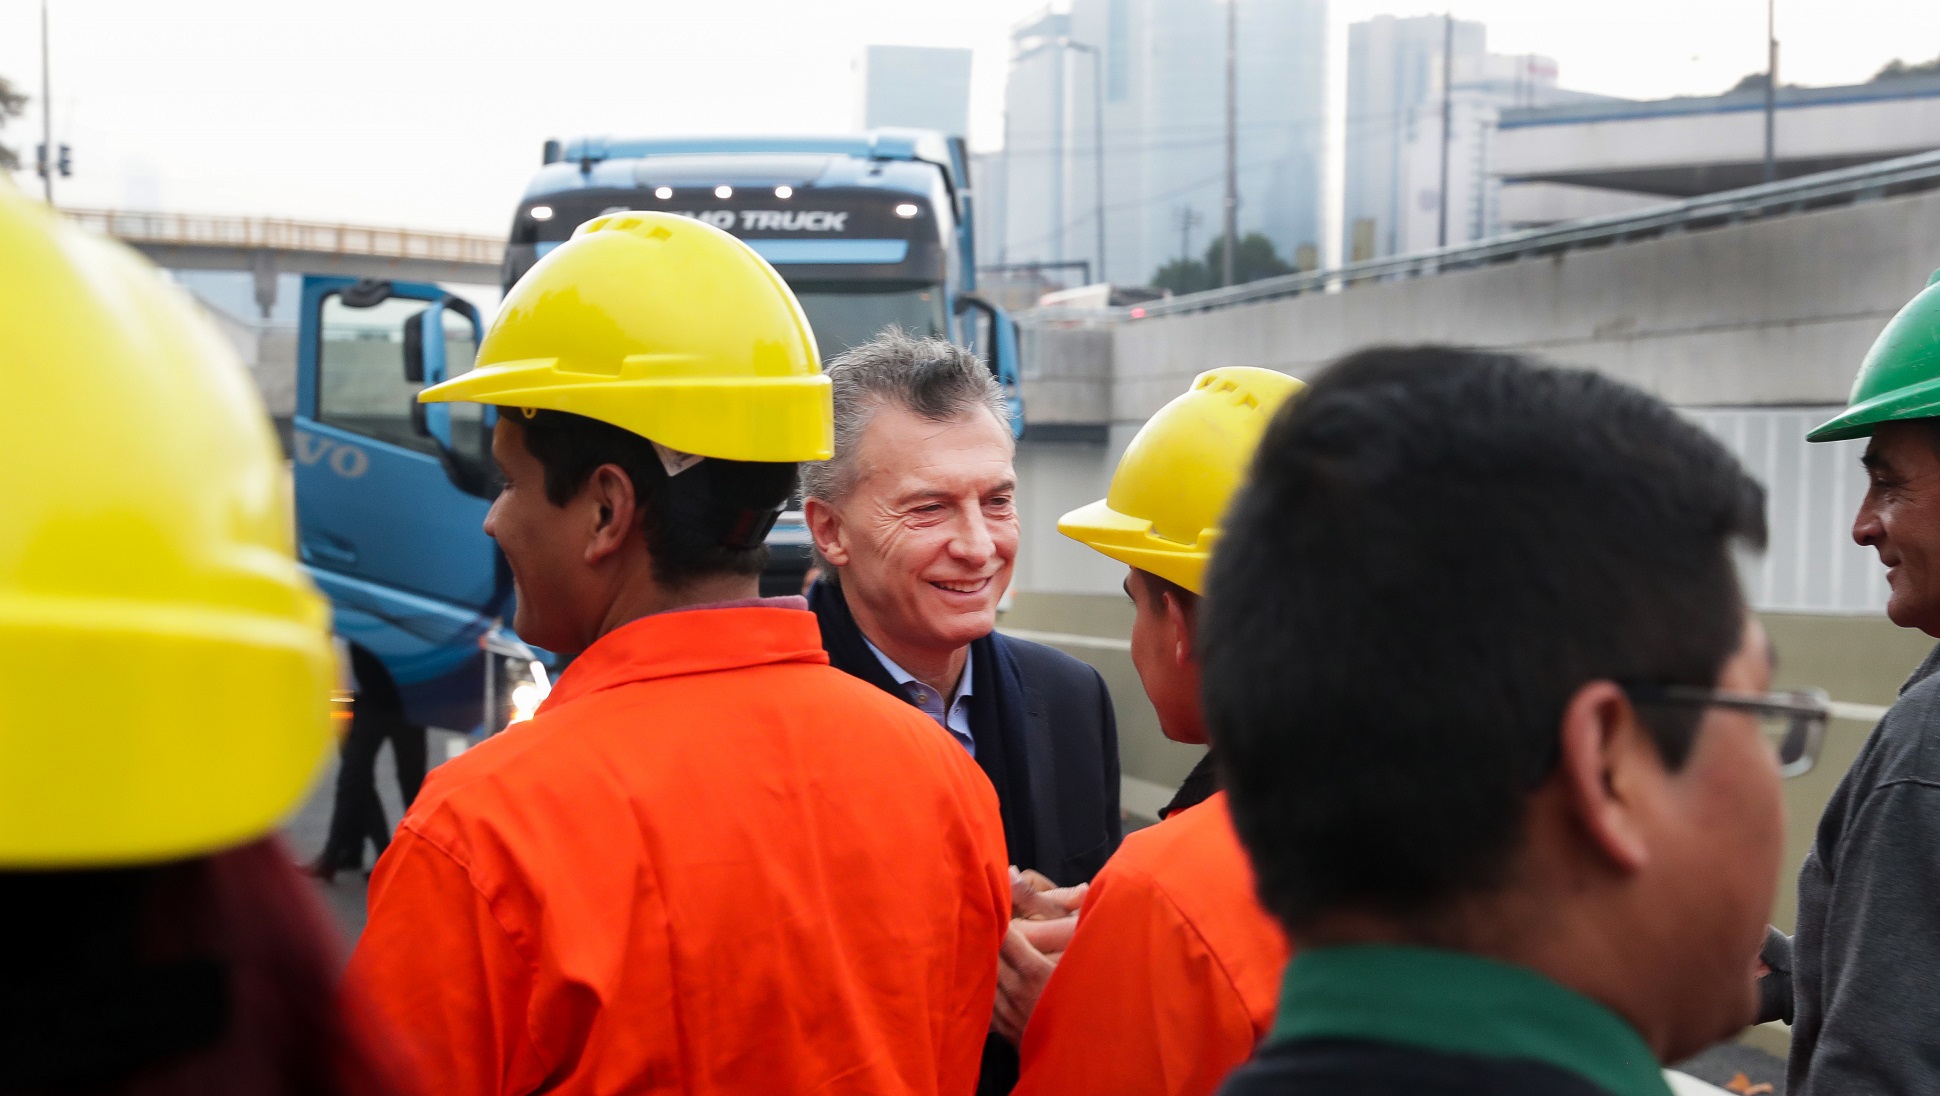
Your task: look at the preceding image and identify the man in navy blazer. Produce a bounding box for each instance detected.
[803,330,1122,1092]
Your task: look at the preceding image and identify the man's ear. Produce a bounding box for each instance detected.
[1163,589,1196,669]
[582,463,639,566]
[804,496,850,568]
[1554,680,1656,874]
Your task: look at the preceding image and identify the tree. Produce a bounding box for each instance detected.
[1152,256,1213,294]
[0,76,26,172]
[1150,232,1295,295]
[1875,54,1940,82]
[1205,232,1295,285]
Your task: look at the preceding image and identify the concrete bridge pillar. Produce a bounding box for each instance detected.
[251,250,278,319]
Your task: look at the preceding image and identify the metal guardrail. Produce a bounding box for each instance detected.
[62,208,506,266]
[1064,147,1940,323]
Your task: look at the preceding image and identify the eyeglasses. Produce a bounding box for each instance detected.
[1622,684,1830,778]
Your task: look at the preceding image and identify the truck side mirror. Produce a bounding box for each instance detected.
[954,295,1025,440]
[403,304,451,386]
[403,298,490,491]
[405,306,449,442]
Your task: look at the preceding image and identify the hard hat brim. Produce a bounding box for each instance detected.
[0,591,335,866]
[1057,498,1213,595]
[1806,374,1940,442]
[422,360,834,462]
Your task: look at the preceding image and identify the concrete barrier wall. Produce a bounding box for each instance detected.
[1007,191,1940,843]
[1019,323,1112,424]
[1013,439,1121,596]
[1108,187,1940,420]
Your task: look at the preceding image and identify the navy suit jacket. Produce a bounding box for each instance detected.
[808,580,1122,1094]
[807,580,1123,888]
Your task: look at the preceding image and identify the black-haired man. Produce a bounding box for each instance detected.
[349,214,1010,1095]
[1207,347,1824,1096]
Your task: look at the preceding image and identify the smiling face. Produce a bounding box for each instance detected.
[808,402,1019,663]
[483,418,603,653]
[1856,421,1940,635]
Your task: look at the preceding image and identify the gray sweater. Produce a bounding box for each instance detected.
[1775,642,1940,1094]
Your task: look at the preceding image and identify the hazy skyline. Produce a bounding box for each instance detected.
[1,0,1936,240]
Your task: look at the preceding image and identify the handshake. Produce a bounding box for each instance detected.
[994,866,1090,1045]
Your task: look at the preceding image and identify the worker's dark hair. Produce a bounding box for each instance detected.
[1130,569,1199,617]
[1203,346,1767,934]
[514,410,796,589]
[0,837,407,1094]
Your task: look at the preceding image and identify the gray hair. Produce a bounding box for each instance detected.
[800,328,1012,505]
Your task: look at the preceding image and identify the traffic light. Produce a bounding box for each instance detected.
[32,144,71,178]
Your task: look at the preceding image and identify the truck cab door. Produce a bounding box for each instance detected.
[956,294,1026,437]
[293,275,509,728]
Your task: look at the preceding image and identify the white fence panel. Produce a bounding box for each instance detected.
[1685,407,1886,616]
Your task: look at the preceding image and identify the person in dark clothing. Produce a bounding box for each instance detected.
[310,644,427,880]
[803,330,1122,1092]
[808,582,1120,887]
[1759,275,1940,1093]
[1204,347,1817,1096]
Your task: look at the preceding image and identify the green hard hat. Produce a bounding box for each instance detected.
[1809,269,1940,442]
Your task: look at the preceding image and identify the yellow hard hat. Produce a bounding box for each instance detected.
[1060,367,1304,595]
[420,211,833,461]
[0,186,336,867]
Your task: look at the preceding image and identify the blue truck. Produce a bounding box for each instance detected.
[289,129,1021,736]
[291,274,543,737]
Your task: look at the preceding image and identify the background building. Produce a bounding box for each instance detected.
[858,45,974,136]
[996,10,1074,281]
[1342,14,1616,262]
[995,0,1327,288]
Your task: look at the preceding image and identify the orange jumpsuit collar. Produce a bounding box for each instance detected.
[541,606,832,715]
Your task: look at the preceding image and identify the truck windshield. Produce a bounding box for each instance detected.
[790,282,948,358]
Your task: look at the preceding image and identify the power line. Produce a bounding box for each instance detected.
[1002,154,1288,256]
[996,99,1506,162]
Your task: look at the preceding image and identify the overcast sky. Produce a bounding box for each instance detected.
[2,0,1937,237]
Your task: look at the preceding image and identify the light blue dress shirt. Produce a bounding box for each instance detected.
[863,638,976,758]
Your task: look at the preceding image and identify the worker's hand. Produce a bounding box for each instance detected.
[994,867,1089,1043]
[994,920,1062,1046]
[1010,866,1088,921]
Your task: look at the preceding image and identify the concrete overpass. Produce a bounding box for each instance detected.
[65,208,506,316]
[1019,148,1940,428]
[1497,74,1940,199]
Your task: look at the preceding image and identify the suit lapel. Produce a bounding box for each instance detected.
[994,634,1065,882]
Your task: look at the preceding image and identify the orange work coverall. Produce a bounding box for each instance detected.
[346,605,1011,1095]
[1013,791,1290,1096]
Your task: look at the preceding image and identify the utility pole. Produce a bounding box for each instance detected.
[1174,205,1202,265]
[1061,40,1107,285]
[40,0,52,204]
[1437,11,1453,248]
[1221,0,1238,287]
[1763,0,1778,184]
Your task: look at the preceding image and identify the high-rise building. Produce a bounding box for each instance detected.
[859,45,974,136]
[996,0,1327,288]
[997,11,1074,278]
[1343,15,1618,262]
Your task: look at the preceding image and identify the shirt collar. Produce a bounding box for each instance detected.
[539,604,828,715]
[1271,945,1670,1096]
[861,637,973,705]
[666,594,808,615]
